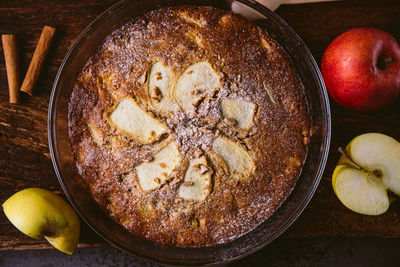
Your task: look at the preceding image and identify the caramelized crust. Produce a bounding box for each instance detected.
[68,6,310,247]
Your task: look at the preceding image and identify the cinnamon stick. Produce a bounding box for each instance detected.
[20,26,56,95]
[2,34,20,103]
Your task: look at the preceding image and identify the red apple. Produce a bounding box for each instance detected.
[321,28,400,110]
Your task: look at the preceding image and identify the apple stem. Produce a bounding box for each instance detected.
[338,147,362,170]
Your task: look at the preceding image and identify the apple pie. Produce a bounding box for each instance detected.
[68,6,311,247]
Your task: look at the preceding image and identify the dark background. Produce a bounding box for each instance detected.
[1,237,400,266]
[1,0,400,266]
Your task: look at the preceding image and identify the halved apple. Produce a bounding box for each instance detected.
[332,133,400,215]
[2,188,80,254]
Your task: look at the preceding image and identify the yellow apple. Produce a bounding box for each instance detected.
[2,188,80,254]
[332,133,400,215]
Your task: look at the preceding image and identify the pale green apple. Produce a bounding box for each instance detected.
[332,133,400,215]
[2,188,80,254]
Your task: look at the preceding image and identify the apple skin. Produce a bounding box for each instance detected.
[2,188,80,254]
[321,28,400,110]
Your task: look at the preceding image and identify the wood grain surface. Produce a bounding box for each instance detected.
[1,0,400,250]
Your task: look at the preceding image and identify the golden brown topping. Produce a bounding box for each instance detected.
[155,71,162,80]
[247,127,258,137]
[224,117,237,126]
[193,150,203,158]
[138,70,147,84]
[151,86,162,103]
[192,218,200,227]
[236,173,244,180]
[263,81,276,104]
[228,179,239,186]
[261,37,272,50]
[159,162,167,168]
[288,156,302,167]
[154,177,161,184]
[144,155,154,162]
[182,181,194,186]
[190,89,202,96]
[192,163,201,172]
[219,14,231,25]
[303,136,310,145]
[191,96,204,109]
[199,165,209,174]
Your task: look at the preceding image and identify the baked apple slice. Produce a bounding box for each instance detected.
[178,156,212,201]
[172,62,220,114]
[109,97,167,143]
[148,62,177,113]
[211,136,255,180]
[221,98,256,129]
[135,140,181,191]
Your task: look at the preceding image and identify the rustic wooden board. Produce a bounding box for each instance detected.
[1,0,400,250]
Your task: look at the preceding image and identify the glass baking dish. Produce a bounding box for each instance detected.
[48,0,331,265]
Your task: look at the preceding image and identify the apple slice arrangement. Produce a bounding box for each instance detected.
[322,28,400,215]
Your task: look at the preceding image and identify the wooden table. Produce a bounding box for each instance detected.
[1,0,400,254]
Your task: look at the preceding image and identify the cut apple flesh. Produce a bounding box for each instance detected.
[178,156,212,201]
[348,133,400,195]
[148,62,177,112]
[172,62,220,114]
[135,141,181,191]
[109,97,167,143]
[333,165,389,215]
[211,136,255,179]
[221,98,256,129]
